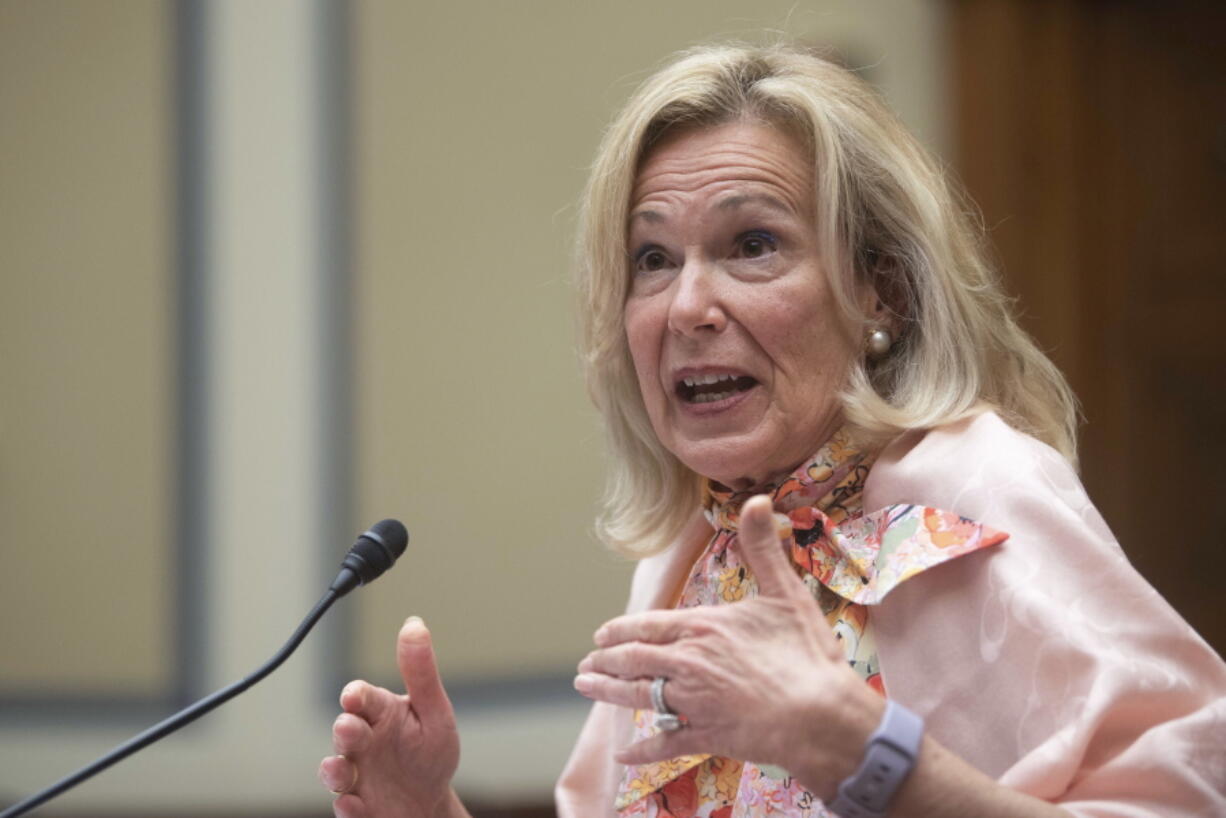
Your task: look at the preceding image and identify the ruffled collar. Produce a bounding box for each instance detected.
[699,426,1006,605]
[703,426,873,533]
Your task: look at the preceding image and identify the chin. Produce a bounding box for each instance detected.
[672,439,775,490]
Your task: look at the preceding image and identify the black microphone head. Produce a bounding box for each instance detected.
[363,518,409,559]
[332,518,409,594]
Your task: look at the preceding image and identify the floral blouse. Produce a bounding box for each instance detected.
[615,429,1006,818]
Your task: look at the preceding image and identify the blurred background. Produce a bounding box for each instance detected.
[1,1,1221,816]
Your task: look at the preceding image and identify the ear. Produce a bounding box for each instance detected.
[856,279,902,338]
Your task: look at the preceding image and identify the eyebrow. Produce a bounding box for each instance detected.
[715,193,794,214]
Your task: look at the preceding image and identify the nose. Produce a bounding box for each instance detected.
[666,258,727,337]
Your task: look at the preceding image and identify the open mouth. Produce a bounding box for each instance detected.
[676,373,758,404]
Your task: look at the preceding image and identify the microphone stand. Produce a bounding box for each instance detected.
[0,589,340,818]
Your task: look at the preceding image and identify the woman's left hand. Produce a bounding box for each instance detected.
[574,494,884,798]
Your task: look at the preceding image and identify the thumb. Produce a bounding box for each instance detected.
[396,616,455,727]
[738,495,801,599]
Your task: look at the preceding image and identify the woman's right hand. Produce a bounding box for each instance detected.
[319,616,468,818]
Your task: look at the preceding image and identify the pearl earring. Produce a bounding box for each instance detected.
[867,328,893,359]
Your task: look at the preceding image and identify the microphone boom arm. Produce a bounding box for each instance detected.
[0,589,340,818]
[1,517,407,817]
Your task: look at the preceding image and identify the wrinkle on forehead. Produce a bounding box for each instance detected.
[630,191,794,227]
[629,122,814,222]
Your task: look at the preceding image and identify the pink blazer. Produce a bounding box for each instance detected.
[556,413,1226,816]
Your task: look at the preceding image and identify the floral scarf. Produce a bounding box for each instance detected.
[616,428,1007,817]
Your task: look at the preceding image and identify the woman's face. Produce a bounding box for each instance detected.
[623,120,863,490]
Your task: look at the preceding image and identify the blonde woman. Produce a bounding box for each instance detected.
[319,45,1226,817]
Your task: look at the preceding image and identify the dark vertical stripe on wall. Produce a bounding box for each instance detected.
[314,0,356,704]
[173,0,211,708]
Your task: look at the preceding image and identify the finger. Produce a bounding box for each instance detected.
[319,753,359,795]
[332,793,366,818]
[736,494,803,598]
[397,616,455,729]
[331,712,373,755]
[573,672,653,709]
[339,680,402,727]
[578,642,674,680]
[613,729,704,767]
[594,608,707,649]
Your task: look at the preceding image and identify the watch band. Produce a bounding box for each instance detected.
[828,699,924,818]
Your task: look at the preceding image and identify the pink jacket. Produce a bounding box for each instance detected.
[557,412,1226,816]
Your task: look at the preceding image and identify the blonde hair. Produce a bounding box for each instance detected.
[577,44,1079,557]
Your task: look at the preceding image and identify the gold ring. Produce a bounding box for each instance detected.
[330,754,359,796]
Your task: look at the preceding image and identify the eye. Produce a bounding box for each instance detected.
[633,245,672,273]
[735,230,777,259]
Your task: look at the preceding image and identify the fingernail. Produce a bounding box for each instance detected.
[594,627,610,646]
[340,681,363,707]
[577,654,593,673]
[744,495,774,527]
[404,615,425,629]
[320,756,343,790]
[573,673,596,694]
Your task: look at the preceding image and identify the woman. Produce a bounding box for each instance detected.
[319,45,1226,817]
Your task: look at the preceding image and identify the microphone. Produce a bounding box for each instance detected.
[0,519,409,818]
[330,518,409,597]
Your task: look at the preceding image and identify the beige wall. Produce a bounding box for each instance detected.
[0,0,948,811]
[0,1,172,695]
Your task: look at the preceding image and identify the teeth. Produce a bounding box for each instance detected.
[682,373,738,387]
[692,389,736,403]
